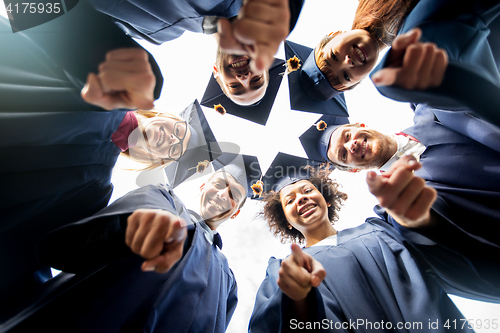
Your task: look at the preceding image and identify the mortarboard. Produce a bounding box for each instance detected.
[161,100,223,189]
[285,40,349,117]
[200,58,285,125]
[211,153,262,198]
[260,152,329,195]
[299,115,350,162]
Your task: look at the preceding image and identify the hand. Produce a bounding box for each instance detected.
[126,209,187,273]
[81,48,156,110]
[371,28,448,90]
[217,0,290,73]
[367,155,437,228]
[278,244,326,301]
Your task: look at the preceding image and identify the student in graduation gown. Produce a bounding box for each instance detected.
[249,157,473,332]
[12,155,262,332]
[371,0,500,128]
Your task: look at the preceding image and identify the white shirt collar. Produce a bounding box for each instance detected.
[380,134,426,172]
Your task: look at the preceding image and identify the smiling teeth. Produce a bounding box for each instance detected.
[354,47,366,62]
[157,128,165,147]
[230,60,248,68]
[362,141,366,157]
[209,200,223,211]
[300,204,316,215]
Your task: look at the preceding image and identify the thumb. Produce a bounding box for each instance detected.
[81,73,106,107]
[371,67,400,87]
[310,259,326,287]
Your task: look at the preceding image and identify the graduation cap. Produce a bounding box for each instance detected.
[200,58,286,125]
[260,152,329,195]
[162,100,223,189]
[285,40,349,117]
[299,115,350,162]
[212,153,262,199]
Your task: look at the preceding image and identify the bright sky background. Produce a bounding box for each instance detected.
[2,1,499,332]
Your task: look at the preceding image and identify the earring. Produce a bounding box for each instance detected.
[327,203,331,207]
[287,224,293,230]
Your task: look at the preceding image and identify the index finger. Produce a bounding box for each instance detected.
[291,244,312,272]
[106,48,149,61]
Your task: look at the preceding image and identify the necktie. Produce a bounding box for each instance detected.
[213,233,223,249]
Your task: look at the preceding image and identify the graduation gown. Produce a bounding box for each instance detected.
[85,0,305,45]
[384,104,500,302]
[372,0,500,128]
[18,185,237,333]
[0,110,126,318]
[0,0,163,314]
[0,1,163,112]
[249,217,472,333]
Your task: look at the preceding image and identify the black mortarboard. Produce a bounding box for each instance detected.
[299,115,350,162]
[162,100,222,189]
[260,152,328,195]
[285,40,349,117]
[200,58,285,125]
[212,153,262,198]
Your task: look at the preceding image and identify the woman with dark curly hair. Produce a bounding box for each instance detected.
[249,156,474,333]
[260,164,347,247]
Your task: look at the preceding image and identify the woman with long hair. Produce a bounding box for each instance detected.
[314,0,418,91]
[309,0,499,98]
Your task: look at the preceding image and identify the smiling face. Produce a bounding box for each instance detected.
[317,29,380,89]
[279,180,330,234]
[213,48,269,106]
[327,124,396,170]
[133,116,191,161]
[199,171,246,229]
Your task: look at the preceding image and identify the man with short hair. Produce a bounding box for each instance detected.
[27,155,260,332]
[312,104,500,303]
[212,48,269,106]
[85,0,304,105]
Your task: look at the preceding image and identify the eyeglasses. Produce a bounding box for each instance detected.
[167,121,188,161]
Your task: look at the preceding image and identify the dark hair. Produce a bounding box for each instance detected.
[315,0,416,90]
[260,164,348,244]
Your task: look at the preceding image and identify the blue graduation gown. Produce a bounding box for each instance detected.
[0,0,163,112]
[0,0,163,313]
[85,0,304,45]
[0,110,125,317]
[249,218,472,333]
[372,0,500,128]
[383,104,500,303]
[26,185,237,333]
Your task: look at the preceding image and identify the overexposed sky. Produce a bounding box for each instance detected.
[2,1,499,332]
